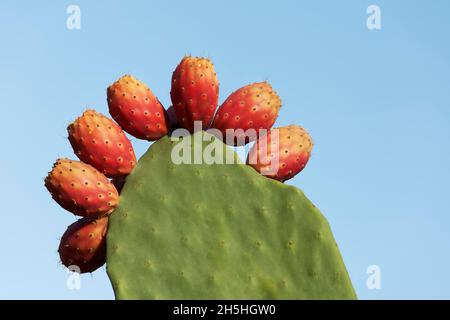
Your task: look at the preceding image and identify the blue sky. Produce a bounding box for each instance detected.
[0,0,449,299]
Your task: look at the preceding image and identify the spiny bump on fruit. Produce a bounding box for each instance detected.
[211,81,281,146]
[247,125,313,182]
[107,75,170,141]
[45,158,119,217]
[58,216,108,273]
[67,109,137,178]
[170,56,219,133]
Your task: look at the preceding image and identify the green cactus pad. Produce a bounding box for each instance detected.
[106,131,356,299]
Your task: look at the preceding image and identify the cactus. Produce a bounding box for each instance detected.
[45,56,356,299]
[106,131,356,299]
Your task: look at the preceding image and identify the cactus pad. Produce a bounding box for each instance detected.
[106,131,356,299]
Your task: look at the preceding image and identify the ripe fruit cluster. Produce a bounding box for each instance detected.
[45,56,313,273]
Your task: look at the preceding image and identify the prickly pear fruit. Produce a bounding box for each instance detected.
[247,125,313,182]
[212,82,281,145]
[58,216,108,273]
[170,56,219,132]
[45,158,119,217]
[68,110,136,178]
[107,75,170,140]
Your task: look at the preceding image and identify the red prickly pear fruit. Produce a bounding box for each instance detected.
[211,82,281,145]
[107,75,170,140]
[58,216,108,273]
[166,105,180,129]
[170,56,219,132]
[68,110,137,178]
[246,125,313,182]
[45,158,119,217]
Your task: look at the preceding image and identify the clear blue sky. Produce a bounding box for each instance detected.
[1,0,449,299]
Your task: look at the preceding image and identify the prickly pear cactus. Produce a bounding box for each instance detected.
[106,131,356,299]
